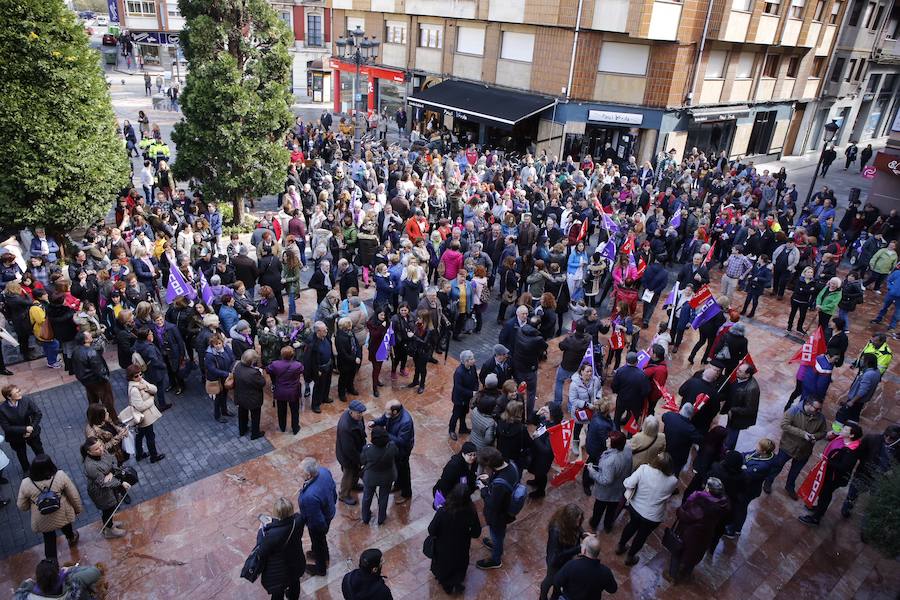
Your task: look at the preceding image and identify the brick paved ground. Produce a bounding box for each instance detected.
[0,371,273,558]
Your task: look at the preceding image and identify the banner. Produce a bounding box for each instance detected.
[635,258,647,278]
[602,212,620,234]
[374,324,394,362]
[670,212,682,228]
[551,460,585,487]
[703,241,717,265]
[693,393,710,414]
[797,456,828,509]
[199,270,214,305]
[577,218,589,242]
[691,297,721,329]
[636,349,651,369]
[657,381,679,412]
[165,266,197,303]
[548,420,575,467]
[599,238,617,262]
[663,283,679,307]
[623,414,641,435]
[689,284,712,309]
[621,235,635,256]
[788,326,827,367]
[580,340,595,372]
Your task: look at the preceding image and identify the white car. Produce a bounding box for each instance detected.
[96,16,108,26]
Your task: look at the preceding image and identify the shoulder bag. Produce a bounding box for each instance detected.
[662,518,684,554]
[241,517,296,583]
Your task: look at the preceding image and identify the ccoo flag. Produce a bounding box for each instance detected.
[165,266,197,303]
[198,270,214,305]
[670,212,682,228]
[691,297,722,329]
[599,238,617,262]
[375,323,395,362]
[602,212,620,234]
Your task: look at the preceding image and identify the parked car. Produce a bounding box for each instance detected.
[102,33,118,46]
[96,16,108,26]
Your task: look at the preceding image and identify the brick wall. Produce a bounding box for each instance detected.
[482,23,502,83]
[570,30,602,100]
[530,27,575,95]
[644,43,694,106]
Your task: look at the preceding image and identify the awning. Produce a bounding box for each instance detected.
[689,105,751,122]
[407,80,555,127]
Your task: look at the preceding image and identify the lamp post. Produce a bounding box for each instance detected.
[334,27,380,157]
[804,119,840,205]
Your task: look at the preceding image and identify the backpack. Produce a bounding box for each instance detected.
[34,474,61,515]
[493,466,527,517]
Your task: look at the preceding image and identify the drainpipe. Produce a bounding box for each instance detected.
[686,0,715,106]
[565,0,584,103]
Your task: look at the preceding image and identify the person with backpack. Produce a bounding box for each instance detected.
[476,446,525,570]
[13,558,102,600]
[16,454,82,561]
[29,288,61,369]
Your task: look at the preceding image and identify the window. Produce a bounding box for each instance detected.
[597,42,650,76]
[830,57,846,81]
[307,14,324,47]
[814,0,826,19]
[812,56,826,77]
[456,26,485,56]
[883,73,898,92]
[786,56,800,77]
[869,3,885,29]
[167,3,180,17]
[278,10,291,30]
[849,1,867,25]
[500,32,535,62]
[346,17,365,36]
[830,0,842,22]
[846,58,858,81]
[385,20,406,45]
[855,58,866,80]
[867,73,882,92]
[705,50,728,79]
[764,0,781,14]
[419,24,443,49]
[735,52,755,78]
[861,1,876,26]
[732,0,753,10]
[790,0,806,18]
[762,54,780,77]
[126,1,155,16]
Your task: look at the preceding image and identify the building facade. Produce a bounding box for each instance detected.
[327,0,900,162]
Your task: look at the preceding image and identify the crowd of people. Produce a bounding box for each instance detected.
[0,107,898,599]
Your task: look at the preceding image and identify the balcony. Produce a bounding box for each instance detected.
[873,33,900,64]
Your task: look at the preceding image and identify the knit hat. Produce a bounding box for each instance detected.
[461,442,477,455]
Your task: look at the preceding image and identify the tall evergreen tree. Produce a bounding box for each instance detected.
[0,0,129,232]
[172,0,294,225]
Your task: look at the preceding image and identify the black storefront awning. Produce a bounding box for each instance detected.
[407,80,555,127]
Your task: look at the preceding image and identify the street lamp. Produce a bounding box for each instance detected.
[804,119,841,205]
[334,26,380,156]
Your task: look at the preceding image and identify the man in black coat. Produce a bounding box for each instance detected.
[336,259,359,299]
[662,404,704,476]
[555,321,592,404]
[0,384,44,472]
[231,246,259,293]
[499,305,529,356]
[334,318,362,402]
[72,331,117,419]
[233,349,266,440]
[479,344,512,388]
[678,365,721,434]
[134,328,172,411]
[342,548,392,600]
[677,253,710,288]
[553,535,618,600]
[720,362,760,450]
[449,351,479,440]
[513,317,548,416]
[335,400,367,505]
[305,322,333,414]
[709,322,748,376]
[610,352,651,428]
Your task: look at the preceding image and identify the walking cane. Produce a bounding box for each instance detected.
[101,489,131,531]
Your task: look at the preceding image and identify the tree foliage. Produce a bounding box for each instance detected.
[863,467,900,557]
[172,0,294,224]
[0,0,129,232]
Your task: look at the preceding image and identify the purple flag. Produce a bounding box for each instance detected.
[691,297,722,329]
[636,349,651,369]
[663,284,678,307]
[670,212,682,228]
[602,212,620,234]
[165,266,196,303]
[199,271,214,305]
[375,323,394,362]
[580,340,595,372]
[599,239,616,262]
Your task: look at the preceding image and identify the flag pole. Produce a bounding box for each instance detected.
[668,281,679,332]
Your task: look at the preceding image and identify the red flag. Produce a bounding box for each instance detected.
[551,460,585,487]
[797,456,828,509]
[621,235,635,256]
[623,414,641,435]
[656,381,679,411]
[635,258,647,278]
[609,330,625,350]
[517,381,528,395]
[703,241,716,265]
[693,393,710,413]
[728,353,756,383]
[577,218,588,241]
[689,284,712,309]
[271,219,282,241]
[548,420,575,467]
[788,326,827,367]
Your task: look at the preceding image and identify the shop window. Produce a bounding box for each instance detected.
[307,15,323,46]
[812,56,826,77]
[385,21,407,45]
[456,27,485,56]
[830,0,842,23]
[813,0,825,20]
[500,32,534,63]
[705,50,728,79]
[830,57,846,82]
[419,24,443,49]
[732,0,753,11]
[764,0,781,15]
[790,0,805,18]
[598,42,650,76]
[786,56,800,77]
[126,1,156,16]
[762,54,780,77]
[735,52,755,79]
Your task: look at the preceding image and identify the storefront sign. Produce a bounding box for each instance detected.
[328,58,406,83]
[874,151,900,177]
[588,110,643,126]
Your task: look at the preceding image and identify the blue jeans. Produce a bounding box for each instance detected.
[765,449,809,492]
[489,524,506,564]
[836,308,851,330]
[41,340,60,366]
[287,291,297,319]
[875,294,900,328]
[554,366,575,405]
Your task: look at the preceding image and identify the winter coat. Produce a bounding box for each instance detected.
[815,287,842,315]
[452,364,479,407]
[361,441,398,488]
[559,332,592,372]
[721,377,759,431]
[611,365,651,421]
[673,490,730,570]
[128,379,162,427]
[629,431,666,470]
[469,409,497,451]
[373,407,415,455]
[778,404,827,459]
[12,565,101,600]
[496,420,531,465]
[623,463,678,522]
[585,413,615,459]
[587,447,633,502]
[17,470,83,533]
[567,372,601,423]
[341,567,393,600]
[335,410,366,469]
[427,505,482,588]
[82,451,121,510]
[662,411,703,470]
[233,362,266,411]
[266,359,304,403]
[297,467,337,533]
[258,513,306,593]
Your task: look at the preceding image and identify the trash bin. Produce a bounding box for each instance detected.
[849,187,861,204]
[102,51,117,66]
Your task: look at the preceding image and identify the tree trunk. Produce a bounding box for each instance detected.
[232,194,244,226]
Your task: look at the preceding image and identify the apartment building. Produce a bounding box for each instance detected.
[804,0,899,153]
[326,0,872,162]
[111,0,334,98]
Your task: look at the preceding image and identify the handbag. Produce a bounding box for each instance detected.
[205,379,222,395]
[118,406,144,426]
[224,366,236,391]
[241,517,296,583]
[662,519,684,554]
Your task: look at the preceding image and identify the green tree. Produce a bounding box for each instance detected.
[0,0,129,233]
[172,0,293,225]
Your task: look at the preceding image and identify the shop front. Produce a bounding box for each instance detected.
[130,31,180,71]
[329,59,405,118]
[550,102,664,164]
[306,59,332,104]
[684,105,749,158]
